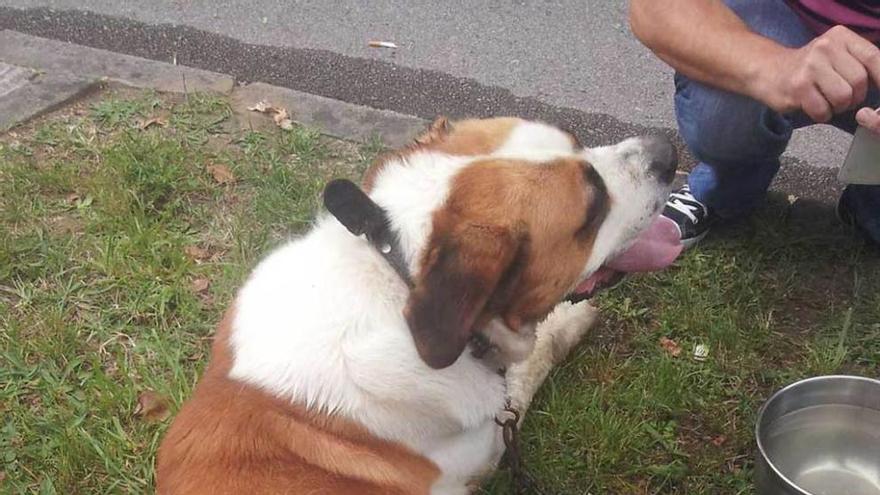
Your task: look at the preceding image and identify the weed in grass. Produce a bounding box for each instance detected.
[169,93,231,145]
[91,93,161,129]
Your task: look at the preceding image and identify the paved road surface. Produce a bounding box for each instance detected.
[0,0,851,169]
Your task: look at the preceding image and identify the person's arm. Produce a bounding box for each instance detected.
[630,0,880,133]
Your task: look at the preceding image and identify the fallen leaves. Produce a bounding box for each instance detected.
[65,193,94,209]
[659,337,682,357]
[247,101,294,130]
[247,101,271,113]
[134,391,170,423]
[711,435,727,447]
[273,109,294,130]
[138,116,168,130]
[184,245,210,261]
[191,277,210,294]
[191,277,212,305]
[206,163,235,185]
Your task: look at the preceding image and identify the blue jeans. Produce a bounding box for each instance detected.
[675,0,880,241]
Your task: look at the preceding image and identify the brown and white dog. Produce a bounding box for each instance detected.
[156,117,682,494]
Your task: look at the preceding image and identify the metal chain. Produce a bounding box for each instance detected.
[495,407,554,495]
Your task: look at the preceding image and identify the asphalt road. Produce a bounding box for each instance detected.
[0,1,851,196]
[0,0,849,167]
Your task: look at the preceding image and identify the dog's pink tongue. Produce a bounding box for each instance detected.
[604,216,683,272]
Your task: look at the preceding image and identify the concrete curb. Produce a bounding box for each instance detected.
[232,83,427,148]
[0,30,233,94]
[0,30,427,146]
[0,61,96,131]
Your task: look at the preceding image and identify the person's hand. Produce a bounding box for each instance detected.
[758,26,880,133]
[856,106,880,134]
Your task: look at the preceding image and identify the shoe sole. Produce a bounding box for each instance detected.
[680,229,709,250]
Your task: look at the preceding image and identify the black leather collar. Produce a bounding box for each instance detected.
[323,179,413,288]
[323,179,505,369]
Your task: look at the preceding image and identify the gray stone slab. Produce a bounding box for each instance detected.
[232,82,427,147]
[0,61,34,98]
[0,30,426,146]
[0,64,95,131]
[0,30,233,94]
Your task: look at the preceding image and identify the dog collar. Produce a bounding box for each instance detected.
[323,179,505,368]
[323,179,414,288]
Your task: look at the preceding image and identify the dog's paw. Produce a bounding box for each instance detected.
[538,300,597,362]
[479,318,537,367]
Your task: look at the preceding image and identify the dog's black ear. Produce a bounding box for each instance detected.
[404,224,526,369]
[323,179,387,237]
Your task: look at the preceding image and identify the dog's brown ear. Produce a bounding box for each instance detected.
[405,224,526,369]
[414,116,450,146]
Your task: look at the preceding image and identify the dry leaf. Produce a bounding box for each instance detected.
[66,193,81,203]
[247,101,295,130]
[134,391,170,423]
[659,337,682,357]
[198,292,215,306]
[139,117,168,129]
[191,277,210,293]
[247,100,270,113]
[184,245,210,261]
[273,108,294,130]
[207,163,235,185]
[272,107,289,124]
[711,435,727,447]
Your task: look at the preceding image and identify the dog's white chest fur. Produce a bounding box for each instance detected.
[229,218,508,491]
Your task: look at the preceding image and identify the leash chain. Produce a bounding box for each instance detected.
[495,407,553,495]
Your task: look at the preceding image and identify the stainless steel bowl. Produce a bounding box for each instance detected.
[755,375,880,495]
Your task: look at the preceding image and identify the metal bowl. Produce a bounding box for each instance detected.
[755,375,880,495]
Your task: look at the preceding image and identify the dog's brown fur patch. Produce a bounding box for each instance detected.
[362,117,522,192]
[157,310,440,495]
[405,157,609,368]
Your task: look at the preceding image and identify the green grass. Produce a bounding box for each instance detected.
[481,204,880,494]
[1,89,878,494]
[0,89,373,493]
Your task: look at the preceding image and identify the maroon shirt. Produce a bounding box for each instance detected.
[786,0,880,42]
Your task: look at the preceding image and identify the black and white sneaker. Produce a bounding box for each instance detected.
[663,184,712,249]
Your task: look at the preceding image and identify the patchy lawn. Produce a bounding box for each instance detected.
[481,189,880,493]
[0,87,376,493]
[1,88,878,494]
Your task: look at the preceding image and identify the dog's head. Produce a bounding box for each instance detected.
[360,118,681,369]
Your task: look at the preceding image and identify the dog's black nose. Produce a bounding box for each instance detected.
[643,134,678,183]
